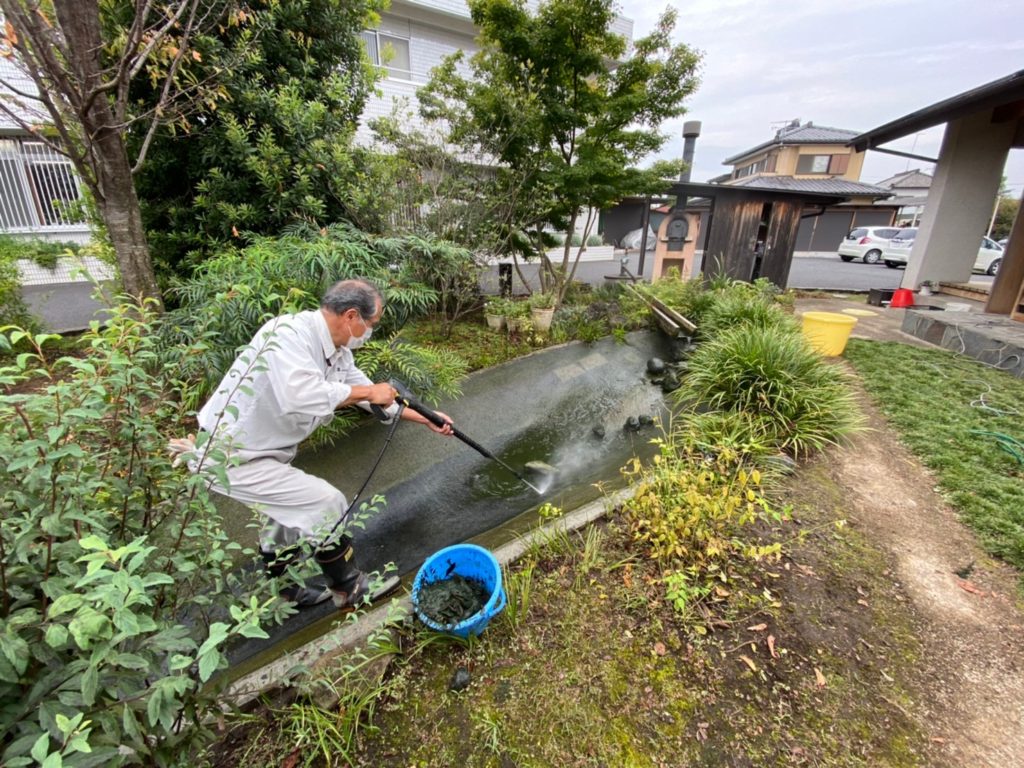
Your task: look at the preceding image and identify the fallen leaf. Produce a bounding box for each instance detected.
[653,642,667,656]
[695,721,709,742]
[931,737,947,744]
[231,225,239,237]
[739,655,757,672]
[747,623,768,632]
[814,668,827,688]
[714,586,731,598]
[857,599,870,607]
[281,748,300,768]
[767,634,778,659]
[191,49,202,61]
[957,579,985,596]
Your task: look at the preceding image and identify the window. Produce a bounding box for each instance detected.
[361,30,412,80]
[0,139,83,231]
[796,154,832,174]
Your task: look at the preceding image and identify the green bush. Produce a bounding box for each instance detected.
[621,273,794,340]
[551,304,608,343]
[393,235,483,337]
[585,234,603,247]
[0,304,288,766]
[161,223,465,414]
[677,323,862,456]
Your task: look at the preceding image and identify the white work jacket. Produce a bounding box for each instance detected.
[198,310,392,463]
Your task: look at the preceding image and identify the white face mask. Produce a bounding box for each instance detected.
[344,317,373,350]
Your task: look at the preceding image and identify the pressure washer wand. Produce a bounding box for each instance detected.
[392,383,543,495]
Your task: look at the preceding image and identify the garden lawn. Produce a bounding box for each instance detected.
[843,339,1024,573]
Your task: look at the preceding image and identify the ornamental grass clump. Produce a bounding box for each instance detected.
[698,289,798,340]
[677,323,862,457]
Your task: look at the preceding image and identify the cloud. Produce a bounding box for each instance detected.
[621,0,1024,185]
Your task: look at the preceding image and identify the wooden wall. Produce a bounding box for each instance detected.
[759,201,804,287]
[702,199,762,281]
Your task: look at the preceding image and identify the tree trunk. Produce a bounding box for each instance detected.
[94,146,162,307]
[54,1,163,308]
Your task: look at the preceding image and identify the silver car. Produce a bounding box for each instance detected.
[837,226,901,264]
[883,229,1004,275]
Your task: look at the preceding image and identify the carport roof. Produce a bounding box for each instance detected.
[849,69,1024,152]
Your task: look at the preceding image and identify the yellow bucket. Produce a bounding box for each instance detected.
[801,311,858,356]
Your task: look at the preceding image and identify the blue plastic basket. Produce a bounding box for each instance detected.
[412,543,506,638]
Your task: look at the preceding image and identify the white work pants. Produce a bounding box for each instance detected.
[207,457,346,552]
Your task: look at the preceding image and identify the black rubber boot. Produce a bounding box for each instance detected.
[261,545,331,607]
[315,536,370,610]
[260,545,302,579]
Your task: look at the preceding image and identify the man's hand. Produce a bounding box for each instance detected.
[167,434,196,468]
[366,381,398,406]
[428,410,454,436]
[400,407,454,435]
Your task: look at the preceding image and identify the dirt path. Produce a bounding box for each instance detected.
[829,390,1024,767]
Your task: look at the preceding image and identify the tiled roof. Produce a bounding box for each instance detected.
[728,176,893,198]
[17,257,117,287]
[723,122,861,164]
[875,169,933,189]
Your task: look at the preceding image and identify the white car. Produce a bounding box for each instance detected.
[837,226,901,264]
[882,229,1004,276]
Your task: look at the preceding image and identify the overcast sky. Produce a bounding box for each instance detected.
[619,0,1024,194]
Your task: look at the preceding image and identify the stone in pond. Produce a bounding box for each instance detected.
[646,357,666,375]
[661,375,680,393]
[592,424,606,439]
[638,414,654,426]
[624,416,641,432]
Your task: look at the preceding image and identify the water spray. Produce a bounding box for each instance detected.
[390,381,549,495]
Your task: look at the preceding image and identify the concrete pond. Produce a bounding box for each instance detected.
[223,330,676,673]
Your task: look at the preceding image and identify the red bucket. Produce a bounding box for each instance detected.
[890,288,915,308]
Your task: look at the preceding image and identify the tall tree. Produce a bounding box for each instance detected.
[0,1,229,305]
[132,0,384,275]
[419,0,701,304]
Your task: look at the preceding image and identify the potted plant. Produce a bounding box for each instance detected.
[484,297,507,330]
[505,300,529,333]
[528,292,556,333]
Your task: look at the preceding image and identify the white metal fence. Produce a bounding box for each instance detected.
[0,139,85,233]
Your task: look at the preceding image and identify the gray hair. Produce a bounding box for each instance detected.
[320,279,382,319]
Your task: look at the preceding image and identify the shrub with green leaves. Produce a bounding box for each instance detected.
[0,304,286,766]
[620,446,782,620]
[677,323,862,457]
[161,223,466,414]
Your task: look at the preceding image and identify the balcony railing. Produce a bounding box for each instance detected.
[0,139,86,233]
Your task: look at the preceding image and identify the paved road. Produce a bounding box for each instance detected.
[785,255,996,292]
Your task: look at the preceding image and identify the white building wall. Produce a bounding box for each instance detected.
[357,13,478,144]
[358,1,632,146]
